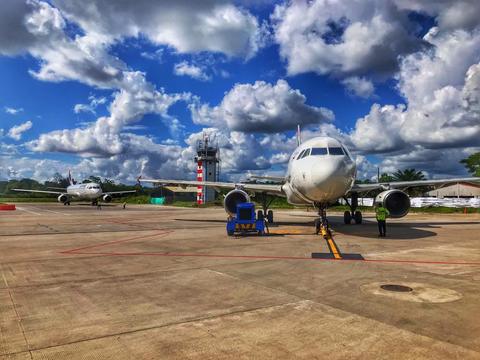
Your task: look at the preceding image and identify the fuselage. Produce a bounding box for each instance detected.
[282,137,356,205]
[66,182,103,199]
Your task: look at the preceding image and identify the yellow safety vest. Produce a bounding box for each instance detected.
[376,207,389,221]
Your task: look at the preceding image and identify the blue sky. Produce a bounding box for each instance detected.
[0,0,479,183]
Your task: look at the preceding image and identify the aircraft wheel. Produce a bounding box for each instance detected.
[257,210,264,221]
[343,211,352,224]
[354,211,362,224]
[267,210,274,223]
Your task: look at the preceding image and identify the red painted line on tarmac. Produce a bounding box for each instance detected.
[60,226,480,267]
[63,250,480,266]
[60,230,173,254]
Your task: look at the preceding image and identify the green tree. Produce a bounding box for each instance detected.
[354,179,372,184]
[4,178,45,197]
[83,176,102,184]
[460,152,480,176]
[392,168,426,181]
[379,173,394,182]
[390,168,428,196]
[45,172,70,188]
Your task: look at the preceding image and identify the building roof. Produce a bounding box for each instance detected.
[427,182,480,197]
[164,186,198,193]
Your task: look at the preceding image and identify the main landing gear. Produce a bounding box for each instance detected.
[257,193,275,224]
[63,201,70,206]
[343,192,362,224]
[92,200,98,206]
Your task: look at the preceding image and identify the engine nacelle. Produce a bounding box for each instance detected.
[375,190,410,218]
[102,194,112,203]
[224,189,250,216]
[57,194,68,203]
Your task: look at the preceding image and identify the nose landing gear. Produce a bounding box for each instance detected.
[312,202,365,261]
[314,204,330,238]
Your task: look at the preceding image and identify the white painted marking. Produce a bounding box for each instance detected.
[28,206,71,216]
[16,207,42,216]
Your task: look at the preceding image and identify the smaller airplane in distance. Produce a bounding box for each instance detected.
[13,171,136,206]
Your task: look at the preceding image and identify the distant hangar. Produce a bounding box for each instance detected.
[427,182,480,199]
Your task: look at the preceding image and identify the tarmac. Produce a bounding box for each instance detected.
[1,203,479,359]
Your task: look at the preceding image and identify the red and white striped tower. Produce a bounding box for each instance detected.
[195,134,219,204]
[196,160,203,204]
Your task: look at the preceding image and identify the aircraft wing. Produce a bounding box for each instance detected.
[139,178,284,197]
[104,190,137,196]
[349,177,480,194]
[248,175,286,183]
[12,189,64,195]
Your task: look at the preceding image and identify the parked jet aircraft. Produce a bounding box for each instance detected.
[13,172,136,206]
[139,136,480,233]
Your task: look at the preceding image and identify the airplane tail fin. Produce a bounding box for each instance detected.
[296,125,302,146]
[68,170,75,185]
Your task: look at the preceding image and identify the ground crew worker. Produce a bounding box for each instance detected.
[123,202,127,209]
[375,203,389,237]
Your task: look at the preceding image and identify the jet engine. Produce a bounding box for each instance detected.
[57,194,68,203]
[375,189,410,218]
[224,189,250,216]
[102,194,112,203]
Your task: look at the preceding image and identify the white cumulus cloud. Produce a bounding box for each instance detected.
[74,95,107,115]
[7,120,33,140]
[52,0,266,59]
[349,28,480,153]
[174,61,211,81]
[4,106,24,115]
[341,76,375,98]
[272,0,426,77]
[190,79,334,133]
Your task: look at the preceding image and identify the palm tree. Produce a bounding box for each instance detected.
[391,168,427,196]
[460,152,480,177]
[379,173,394,183]
[392,168,426,182]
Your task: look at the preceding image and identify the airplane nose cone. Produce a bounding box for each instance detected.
[311,161,337,186]
[307,158,352,200]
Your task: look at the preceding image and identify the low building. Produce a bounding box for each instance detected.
[426,182,480,198]
[150,186,197,203]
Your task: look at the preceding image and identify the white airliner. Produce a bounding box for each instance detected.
[13,172,136,206]
[139,135,480,233]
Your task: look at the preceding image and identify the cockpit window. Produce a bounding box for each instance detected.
[301,148,311,158]
[341,146,352,160]
[328,147,344,155]
[296,149,306,159]
[311,147,328,155]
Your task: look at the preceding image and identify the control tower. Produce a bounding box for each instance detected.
[195,134,220,204]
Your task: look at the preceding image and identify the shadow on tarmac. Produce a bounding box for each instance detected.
[173,216,479,240]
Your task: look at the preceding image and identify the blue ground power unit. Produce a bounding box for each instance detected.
[226,202,265,236]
